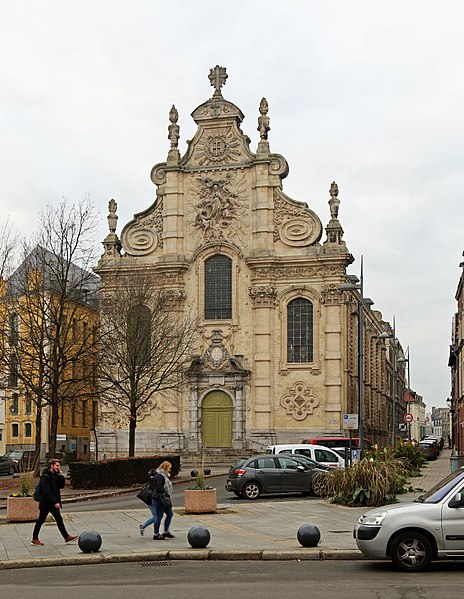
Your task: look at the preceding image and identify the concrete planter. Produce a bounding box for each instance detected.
[7,496,39,522]
[184,488,217,514]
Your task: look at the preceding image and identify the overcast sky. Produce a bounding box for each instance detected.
[1,1,463,410]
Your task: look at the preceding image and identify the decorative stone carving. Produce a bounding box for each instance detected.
[121,199,164,255]
[281,382,320,421]
[167,105,180,163]
[208,65,228,98]
[162,288,187,308]
[108,199,118,234]
[194,127,241,165]
[251,264,346,280]
[204,330,230,370]
[324,181,347,250]
[101,199,122,259]
[329,181,340,220]
[150,163,167,186]
[268,154,289,178]
[320,284,343,306]
[248,285,277,307]
[274,190,322,246]
[190,172,247,243]
[257,97,270,142]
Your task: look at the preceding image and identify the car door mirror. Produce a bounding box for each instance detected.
[296,465,305,472]
[448,492,464,508]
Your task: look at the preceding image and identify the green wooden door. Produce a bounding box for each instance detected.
[202,391,233,448]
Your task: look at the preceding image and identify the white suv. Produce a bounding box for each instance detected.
[353,467,464,571]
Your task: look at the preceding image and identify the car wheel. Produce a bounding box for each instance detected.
[9,466,15,475]
[241,481,261,500]
[390,531,433,572]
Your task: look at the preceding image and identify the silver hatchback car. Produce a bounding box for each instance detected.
[353,467,464,572]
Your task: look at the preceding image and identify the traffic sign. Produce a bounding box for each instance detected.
[404,413,413,423]
[343,413,359,430]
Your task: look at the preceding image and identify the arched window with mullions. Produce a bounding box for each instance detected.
[287,298,313,363]
[204,255,232,320]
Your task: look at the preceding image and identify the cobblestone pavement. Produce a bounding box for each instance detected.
[0,449,454,569]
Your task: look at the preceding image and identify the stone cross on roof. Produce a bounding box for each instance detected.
[208,65,228,98]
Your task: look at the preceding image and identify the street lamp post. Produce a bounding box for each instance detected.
[379,319,398,447]
[398,348,411,440]
[339,257,369,459]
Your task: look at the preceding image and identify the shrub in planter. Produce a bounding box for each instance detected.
[312,457,407,507]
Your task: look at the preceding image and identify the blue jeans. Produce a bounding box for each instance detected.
[153,498,173,535]
[142,498,173,534]
[141,499,158,530]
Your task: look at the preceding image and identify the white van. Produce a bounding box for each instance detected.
[265,444,345,468]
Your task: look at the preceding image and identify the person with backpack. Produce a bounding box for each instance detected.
[31,459,78,546]
[138,461,174,540]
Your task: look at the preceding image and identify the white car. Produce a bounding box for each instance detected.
[353,467,464,571]
[265,444,345,468]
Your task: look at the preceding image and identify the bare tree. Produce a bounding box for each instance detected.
[98,274,197,456]
[0,198,100,469]
[0,218,18,281]
[0,219,18,366]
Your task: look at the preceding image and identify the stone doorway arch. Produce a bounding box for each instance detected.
[201,391,233,448]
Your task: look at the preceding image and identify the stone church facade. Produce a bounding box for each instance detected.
[95,66,393,456]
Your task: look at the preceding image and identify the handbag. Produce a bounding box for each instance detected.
[157,493,172,510]
[136,483,152,505]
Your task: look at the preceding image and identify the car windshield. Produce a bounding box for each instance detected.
[7,452,22,458]
[415,469,464,503]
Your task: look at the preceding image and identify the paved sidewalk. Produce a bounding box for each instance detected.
[0,450,453,570]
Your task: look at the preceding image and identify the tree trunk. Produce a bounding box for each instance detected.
[33,405,42,477]
[128,405,137,457]
[49,402,59,458]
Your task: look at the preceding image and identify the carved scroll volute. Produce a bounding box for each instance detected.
[248,285,277,307]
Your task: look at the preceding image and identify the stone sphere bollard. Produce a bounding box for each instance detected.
[187,525,211,548]
[297,524,321,547]
[78,530,102,553]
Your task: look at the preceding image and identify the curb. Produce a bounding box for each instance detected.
[0,548,366,570]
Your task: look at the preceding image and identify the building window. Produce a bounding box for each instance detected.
[11,423,19,438]
[204,255,232,320]
[8,353,18,388]
[71,402,77,427]
[287,298,313,363]
[25,394,32,415]
[9,313,19,346]
[24,422,32,437]
[10,393,19,415]
[72,318,78,341]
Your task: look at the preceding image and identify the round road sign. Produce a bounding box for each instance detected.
[404,413,413,423]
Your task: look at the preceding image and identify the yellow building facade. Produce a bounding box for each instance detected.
[0,258,99,462]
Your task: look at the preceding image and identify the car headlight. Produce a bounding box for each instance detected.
[358,511,388,526]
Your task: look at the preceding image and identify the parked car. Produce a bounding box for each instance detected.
[265,444,345,468]
[0,455,18,476]
[353,466,464,572]
[422,435,444,451]
[288,454,336,472]
[5,450,36,471]
[225,454,321,499]
[417,439,439,461]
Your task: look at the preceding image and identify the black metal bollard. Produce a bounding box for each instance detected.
[297,524,321,547]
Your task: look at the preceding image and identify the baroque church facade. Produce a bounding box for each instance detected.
[95,66,396,456]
